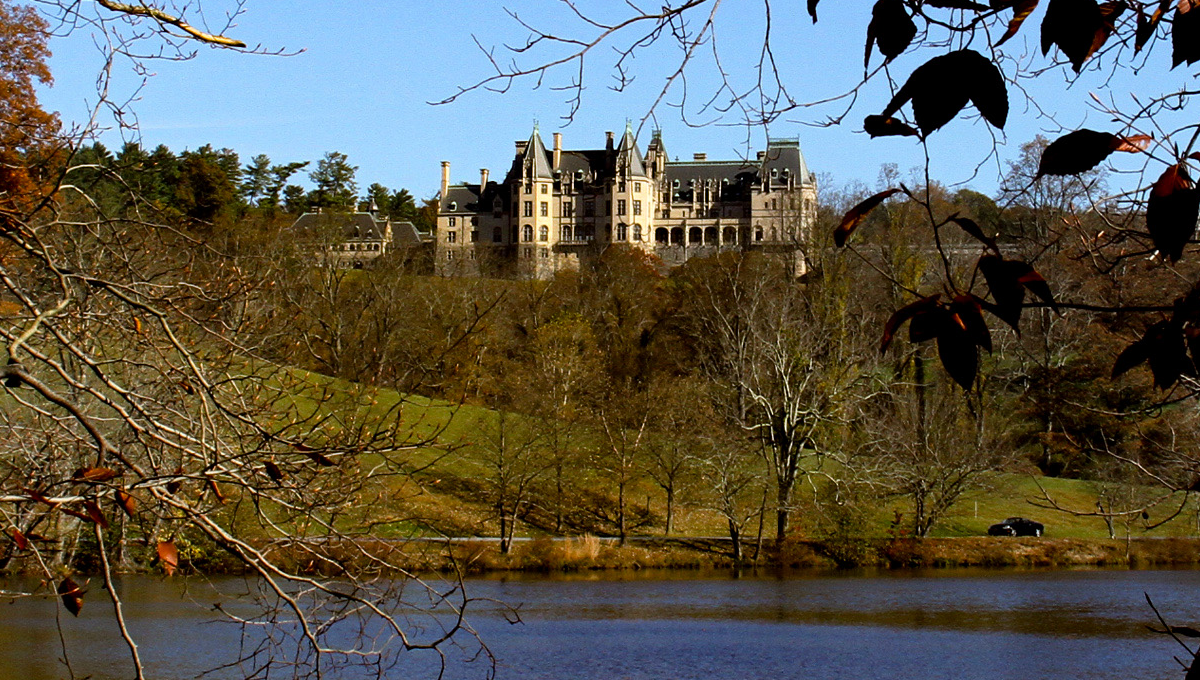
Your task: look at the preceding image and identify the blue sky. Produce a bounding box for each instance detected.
[38,1,1185,201]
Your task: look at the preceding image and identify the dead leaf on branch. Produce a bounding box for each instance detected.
[1147,162,1200,263]
[834,188,904,246]
[157,540,179,576]
[997,0,1040,45]
[875,49,1007,137]
[58,577,83,617]
[866,0,917,68]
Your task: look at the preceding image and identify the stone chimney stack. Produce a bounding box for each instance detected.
[694,153,707,161]
[480,168,489,188]
[606,131,614,152]
[440,161,450,200]
[553,132,562,170]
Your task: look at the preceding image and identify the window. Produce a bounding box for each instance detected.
[633,224,642,241]
[755,226,764,242]
[539,225,549,241]
[541,248,549,259]
[493,226,503,243]
[771,198,778,210]
[523,224,533,242]
[524,183,531,194]
[448,217,457,227]
[523,201,533,217]
[540,201,548,217]
[561,225,573,241]
[448,201,457,211]
[635,182,642,193]
[446,250,455,261]
[470,216,479,226]
[617,199,627,216]
[617,223,628,240]
[563,202,574,217]
[540,183,548,194]
[446,231,457,243]
[584,200,595,217]
[470,230,479,243]
[618,179,626,192]
[633,200,642,216]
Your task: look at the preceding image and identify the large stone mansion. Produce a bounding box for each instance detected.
[435,125,817,278]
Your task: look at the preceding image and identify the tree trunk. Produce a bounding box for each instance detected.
[499,505,511,554]
[664,484,675,536]
[728,519,743,563]
[618,478,627,546]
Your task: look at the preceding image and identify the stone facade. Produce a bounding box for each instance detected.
[435,126,817,278]
[293,210,423,269]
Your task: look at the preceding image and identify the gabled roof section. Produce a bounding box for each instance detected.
[440,182,508,212]
[292,212,388,240]
[523,127,554,180]
[616,122,647,177]
[761,138,813,185]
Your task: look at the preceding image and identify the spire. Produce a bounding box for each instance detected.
[616,123,647,177]
[523,125,553,180]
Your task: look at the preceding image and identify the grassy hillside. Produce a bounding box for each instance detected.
[271,368,1200,544]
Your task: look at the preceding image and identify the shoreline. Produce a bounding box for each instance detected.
[248,536,1200,576]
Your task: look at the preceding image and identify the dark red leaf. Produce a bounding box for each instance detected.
[264,460,285,482]
[948,216,998,251]
[1147,163,1200,263]
[863,115,920,138]
[1174,2,1200,67]
[116,489,136,518]
[977,255,1026,330]
[1042,0,1104,71]
[951,294,993,352]
[1146,321,1192,388]
[1012,264,1058,311]
[997,0,1040,45]
[937,322,980,390]
[83,500,108,529]
[58,577,83,617]
[1036,129,1118,177]
[158,540,179,577]
[23,488,57,507]
[866,0,917,67]
[834,188,903,246]
[881,295,942,353]
[11,528,28,551]
[1136,0,1169,52]
[909,306,952,343]
[880,50,1007,136]
[73,467,119,483]
[59,507,93,523]
[208,478,226,503]
[1090,2,1128,58]
[302,450,336,467]
[1110,134,1152,153]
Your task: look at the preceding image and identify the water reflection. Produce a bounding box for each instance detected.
[1,568,1195,679]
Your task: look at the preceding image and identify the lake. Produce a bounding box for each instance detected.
[1,568,1197,679]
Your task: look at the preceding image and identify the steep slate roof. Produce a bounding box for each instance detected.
[761,138,814,185]
[525,128,554,180]
[439,181,509,212]
[392,221,422,245]
[292,212,388,240]
[616,123,648,177]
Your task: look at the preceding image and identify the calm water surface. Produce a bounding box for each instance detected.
[2,568,1198,679]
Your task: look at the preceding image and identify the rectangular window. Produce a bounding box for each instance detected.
[471,216,479,226]
[470,230,479,243]
[540,184,548,194]
[617,199,627,216]
[584,200,595,217]
[563,202,574,217]
[618,179,626,192]
[524,201,533,217]
[635,182,642,193]
[448,217,456,227]
[446,231,457,243]
[540,201,549,217]
[633,200,642,216]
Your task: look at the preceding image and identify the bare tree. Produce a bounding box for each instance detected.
[0,4,489,678]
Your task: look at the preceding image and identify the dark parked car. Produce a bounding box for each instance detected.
[987,517,1044,537]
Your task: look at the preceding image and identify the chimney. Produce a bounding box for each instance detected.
[757,151,766,161]
[515,140,529,155]
[693,153,707,161]
[553,132,562,170]
[606,131,614,152]
[440,161,450,200]
[480,168,489,189]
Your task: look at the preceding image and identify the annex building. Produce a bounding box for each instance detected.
[435,125,817,278]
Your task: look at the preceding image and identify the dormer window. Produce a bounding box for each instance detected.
[672,179,680,188]
[770,169,778,178]
[448,201,457,211]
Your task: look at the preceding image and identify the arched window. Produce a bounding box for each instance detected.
[539,225,549,241]
[617,223,628,241]
[523,224,533,242]
[755,226,764,242]
[561,225,573,241]
[770,227,778,241]
[632,224,642,241]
